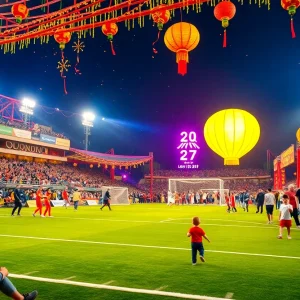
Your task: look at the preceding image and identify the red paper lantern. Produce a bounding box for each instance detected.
[90,164,93,168]
[54,30,71,50]
[11,4,29,24]
[152,6,170,30]
[214,1,236,48]
[102,23,118,55]
[73,163,77,167]
[281,0,300,38]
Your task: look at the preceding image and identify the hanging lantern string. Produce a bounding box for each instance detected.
[74,53,81,74]
[152,30,160,54]
[110,40,116,55]
[223,29,227,48]
[61,51,68,94]
[291,17,296,38]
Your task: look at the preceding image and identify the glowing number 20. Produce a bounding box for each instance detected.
[180,150,197,161]
[180,131,197,143]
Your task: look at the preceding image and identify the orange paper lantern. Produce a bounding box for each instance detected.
[102,23,118,55]
[90,164,93,168]
[73,163,77,167]
[152,6,170,30]
[54,30,71,50]
[11,4,29,24]
[281,0,300,38]
[214,1,236,48]
[164,22,200,76]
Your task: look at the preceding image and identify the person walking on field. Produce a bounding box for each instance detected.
[100,188,112,211]
[256,189,265,214]
[11,186,22,217]
[286,184,300,228]
[229,192,237,212]
[72,189,81,211]
[33,188,44,218]
[43,188,52,217]
[278,194,293,239]
[62,187,69,209]
[264,188,275,224]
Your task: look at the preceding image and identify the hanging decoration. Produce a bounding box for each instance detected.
[72,39,85,75]
[164,22,200,76]
[11,3,29,24]
[73,163,78,167]
[281,0,300,38]
[102,23,118,55]
[214,1,236,48]
[54,30,72,94]
[90,164,94,168]
[151,6,171,54]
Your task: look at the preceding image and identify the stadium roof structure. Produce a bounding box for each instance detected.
[67,148,153,167]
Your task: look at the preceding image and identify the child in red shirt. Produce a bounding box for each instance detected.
[187,217,210,265]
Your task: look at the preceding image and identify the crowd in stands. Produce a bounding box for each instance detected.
[0,116,67,139]
[151,168,269,178]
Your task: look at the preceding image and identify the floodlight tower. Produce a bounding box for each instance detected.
[19,98,36,128]
[82,112,95,151]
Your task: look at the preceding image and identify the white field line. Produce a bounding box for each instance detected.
[9,273,230,300]
[24,271,39,275]
[168,218,267,226]
[0,214,280,229]
[1,234,300,260]
[156,285,169,291]
[63,276,76,280]
[102,280,115,285]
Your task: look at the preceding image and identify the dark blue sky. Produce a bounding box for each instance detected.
[0,1,299,169]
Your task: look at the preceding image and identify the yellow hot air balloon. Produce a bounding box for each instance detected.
[204,109,260,165]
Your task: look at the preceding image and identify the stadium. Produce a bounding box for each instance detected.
[1,0,300,299]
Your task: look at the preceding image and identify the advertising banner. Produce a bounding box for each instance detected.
[280,145,295,169]
[86,200,98,206]
[12,128,31,140]
[0,125,13,136]
[4,140,48,155]
[40,134,56,144]
[50,200,65,207]
[26,200,37,208]
[56,137,70,147]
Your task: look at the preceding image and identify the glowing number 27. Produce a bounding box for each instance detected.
[180,150,197,161]
[180,131,197,143]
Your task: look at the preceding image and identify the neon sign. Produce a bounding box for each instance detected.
[177,131,200,169]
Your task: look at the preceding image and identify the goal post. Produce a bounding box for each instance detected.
[168,178,228,205]
[101,186,129,205]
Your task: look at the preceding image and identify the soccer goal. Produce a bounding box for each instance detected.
[101,186,129,205]
[168,178,228,205]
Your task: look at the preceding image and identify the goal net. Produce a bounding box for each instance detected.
[168,178,228,205]
[101,186,129,205]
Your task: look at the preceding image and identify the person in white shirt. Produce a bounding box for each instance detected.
[167,190,174,206]
[278,194,293,239]
[264,188,275,224]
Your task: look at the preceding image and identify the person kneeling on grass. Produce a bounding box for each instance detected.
[278,194,293,240]
[187,217,210,265]
[0,267,38,299]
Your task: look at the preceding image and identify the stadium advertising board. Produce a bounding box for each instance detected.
[0,125,13,136]
[56,137,70,148]
[177,131,200,169]
[40,134,56,144]
[4,140,49,155]
[280,145,295,168]
[12,128,31,140]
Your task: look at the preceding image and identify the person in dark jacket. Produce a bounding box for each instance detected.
[11,186,23,216]
[256,189,265,214]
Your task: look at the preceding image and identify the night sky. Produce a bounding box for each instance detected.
[0,1,300,169]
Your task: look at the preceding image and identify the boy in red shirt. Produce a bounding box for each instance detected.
[33,188,44,217]
[187,217,210,265]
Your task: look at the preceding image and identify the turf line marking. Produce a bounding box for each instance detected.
[102,280,115,285]
[225,293,234,299]
[9,274,229,300]
[63,276,76,280]
[24,271,39,275]
[156,285,169,291]
[1,234,300,260]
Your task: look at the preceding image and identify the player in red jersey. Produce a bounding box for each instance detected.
[187,217,210,265]
[43,188,52,217]
[230,192,237,212]
[225,193,230,213]
[33,188,44,217]
[62,187,70,209]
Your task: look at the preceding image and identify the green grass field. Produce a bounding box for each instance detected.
[0,204,299,300]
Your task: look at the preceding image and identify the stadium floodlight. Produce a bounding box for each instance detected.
[82,111,95,151]
[19,97,36,127]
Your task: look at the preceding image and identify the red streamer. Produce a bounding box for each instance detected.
[61,51,68,94]
[291,18,296,38]
[110,40,116,55]
[152,30,160,54]
[223,29,227,48]
[74,54,81,75]
[178,60,187,76]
